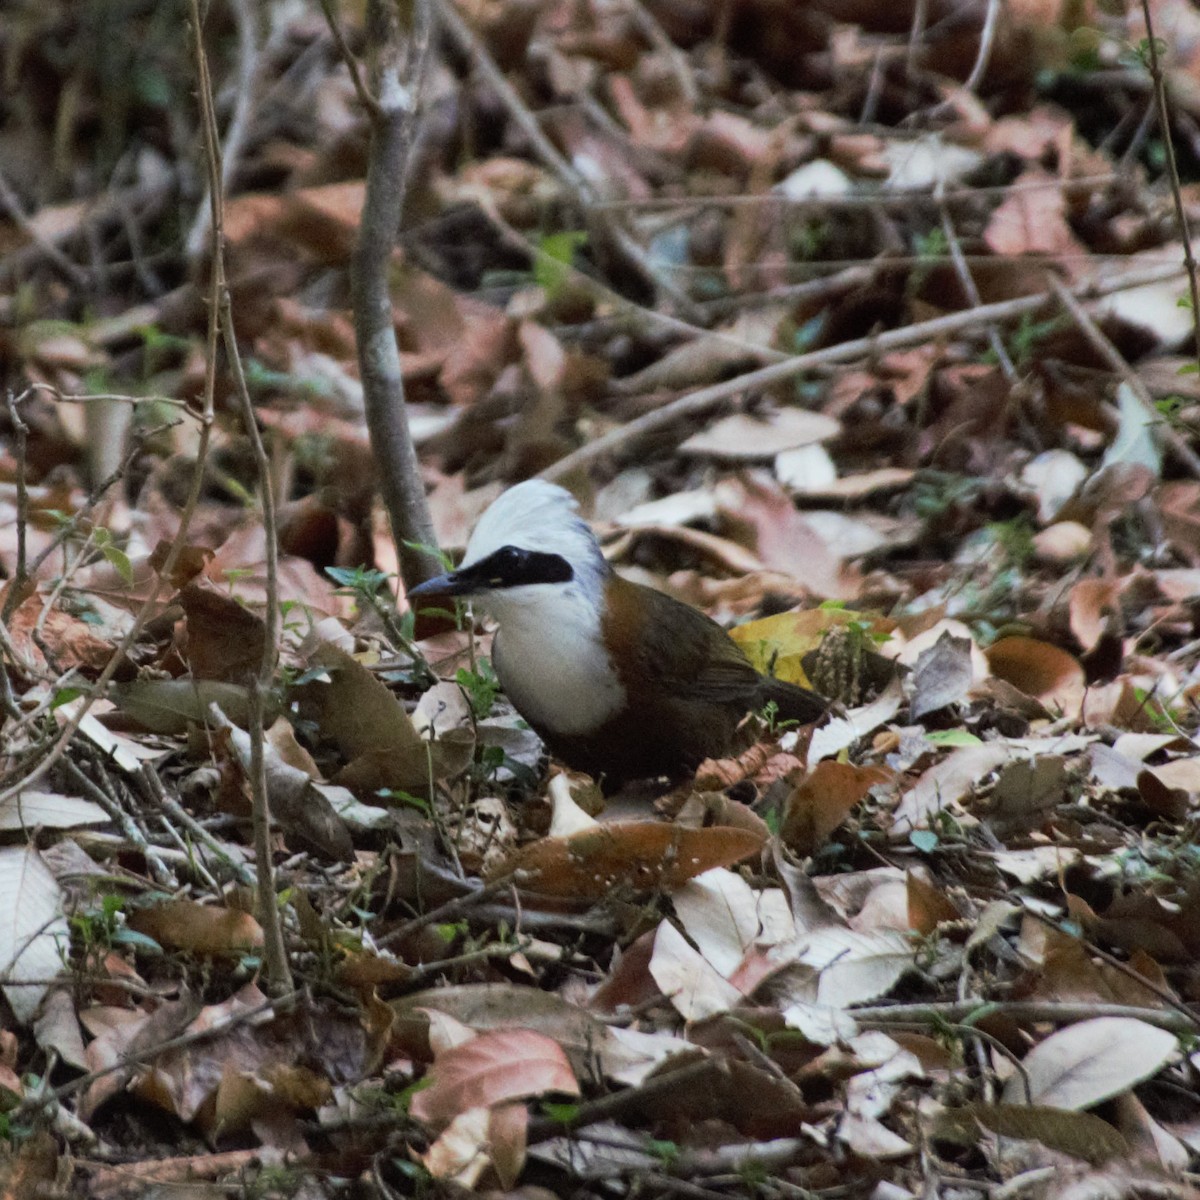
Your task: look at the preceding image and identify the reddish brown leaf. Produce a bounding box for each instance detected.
[490,822,766,898]
[410,1028,579,1128]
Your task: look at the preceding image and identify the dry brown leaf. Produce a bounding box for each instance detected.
[781,760,892,855]
[490,822,766,898]
[906,871,963,936]
[986,636,1086,714]
[128,900,263,957]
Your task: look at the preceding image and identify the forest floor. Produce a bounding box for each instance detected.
[5,0,1200,1197]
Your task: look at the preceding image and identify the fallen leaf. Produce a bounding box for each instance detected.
[411,1028,579,1129]
[490,822,766,898]
[1000,1017,1177,1109]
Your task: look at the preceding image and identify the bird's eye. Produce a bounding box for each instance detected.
[497,546,523,567]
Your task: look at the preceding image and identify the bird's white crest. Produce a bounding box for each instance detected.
[462,480,623,734]
[462,480,604,578]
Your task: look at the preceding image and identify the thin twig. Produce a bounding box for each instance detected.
[1047,272,1200,479]
[185,0,263,258]
[1138,0,1200,374]
[0,165,89,287]
[963,0,1001,93]
[60,758,175,888]
[936,192,1015,381]
[317,0,382,119]
[2,392,29,624]
[139,763,256,888]
[848,999,1197,1033]
[526,1057,719,1141]
[376,870,522,949]
[189,0,291,995]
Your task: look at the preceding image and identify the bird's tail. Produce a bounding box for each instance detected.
[757,676,827,725]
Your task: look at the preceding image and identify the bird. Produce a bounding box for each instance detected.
[408,480,826,788]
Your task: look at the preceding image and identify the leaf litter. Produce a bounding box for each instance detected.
[6,0,1200,1196]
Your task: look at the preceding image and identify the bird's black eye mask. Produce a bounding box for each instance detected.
[470,545,574,589]
[408,545,574,600]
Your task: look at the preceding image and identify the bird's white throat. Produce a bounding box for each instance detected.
[480,579,625,736]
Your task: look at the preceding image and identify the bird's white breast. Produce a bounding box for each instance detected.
[485,581,625,736]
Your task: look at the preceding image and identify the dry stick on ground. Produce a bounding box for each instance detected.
[375,870,524,949]
[140,762,256,889]
[321,0,441,588]
[189,0,291,995]
[1,392,29,625]
[434,0,702,321]
[539,261,1189,483]
[1047,273,1200,480]
[1139,0,1200,375]
[848,999,1199,1034]
[61,757,175,888]
[526,1057,719,1143]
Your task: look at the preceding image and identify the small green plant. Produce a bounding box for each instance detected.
[758,699,799,737]
[376,788,432,816]
[790,218,829,261]
[326,564,392,604]
[912,472,984,521]
[91,526,134,587]
[648,1138,681,1169]
[136,323,190,378]
[994,312,1067,368]
[456,658,500,719]
[541,1100,582,1126]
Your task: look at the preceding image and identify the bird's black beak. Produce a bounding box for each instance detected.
[407,568,480,601]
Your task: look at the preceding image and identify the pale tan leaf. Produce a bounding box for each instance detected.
[1001,1017,1177,1109]
[0,845,69,1025]
[799,928,914,1009]
[892,744,1010,832]
[0,791,108,832]
[649,920,743,1020]
[673,868,794,978]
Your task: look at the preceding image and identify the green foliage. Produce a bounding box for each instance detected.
[996,312,1067,368]
[541,1100,582,1125]
[925,730,982,747]
[790,218,829,260]
[757,699,799,736]
[910,227,948,291]
[987,516,1035,571]
[456,657,500,719]
[376,788,433,816]
[912,472,984,520]
[92,526,134,586]
[534,230,588,297]
[327,564,392,601]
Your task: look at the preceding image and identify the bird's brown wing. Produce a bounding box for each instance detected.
[604,576,761,705]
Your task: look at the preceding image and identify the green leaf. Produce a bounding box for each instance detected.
[101,543,134,587]
[925,730,982,747]
[910,830,939,853]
